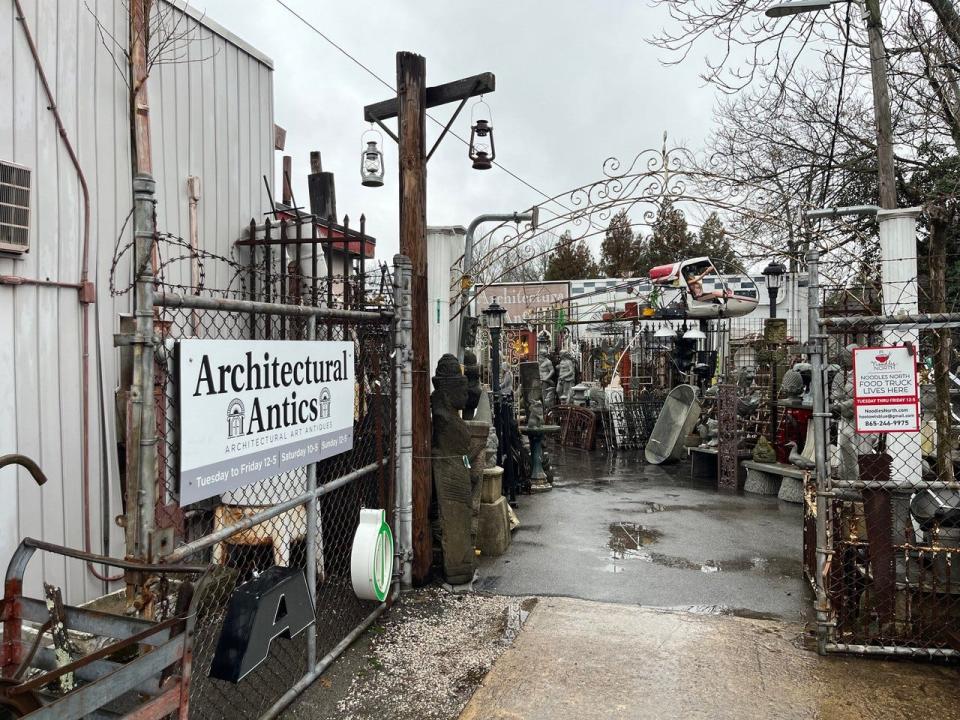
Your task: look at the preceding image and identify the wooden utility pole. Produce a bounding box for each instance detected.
[129,0,153,176]
[864,0,896,209]
[364,54,495,585]
[396,53,430,583]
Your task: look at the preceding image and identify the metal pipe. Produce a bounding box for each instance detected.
[261,582,399,720]
[132,175,158,566]
[162,460,387,562]
[153,291,389,322]
[821,312,960,328]
[461,211,534,317]
[825,643,958,659]
[13,0,116,583]
[0,276,83,290]
[305,315,318,670]
[393,255,414,589]
[803,205,879,219]
[806,248,832,656]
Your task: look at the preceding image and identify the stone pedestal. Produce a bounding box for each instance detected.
[465,420,490,550]
[482,466,503,503]
[778,475,805,504]
[744,468,781,496]
[478,495,512,557]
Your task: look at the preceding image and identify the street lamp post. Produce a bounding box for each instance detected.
[483,298,510,500]
[762,261,787,442]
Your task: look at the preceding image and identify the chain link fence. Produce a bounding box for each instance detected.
[814,318,960,657]
[148,295,397,719]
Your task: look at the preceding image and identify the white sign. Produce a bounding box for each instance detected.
[178,339,355,505]
[852,346,919,434]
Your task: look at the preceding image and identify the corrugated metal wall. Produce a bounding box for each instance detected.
[0,0,273,602]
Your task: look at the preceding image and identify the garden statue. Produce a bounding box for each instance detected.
[780,367,804,399]
[430,354,474,585]
[527,399,544,430]
[752,435,777,464]
[539,346,557,410]
[462,349,482,420]
[557,352,576,404]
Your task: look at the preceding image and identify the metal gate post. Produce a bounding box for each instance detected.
[127,175,158,564]
[392,254,414,589]
[806,248,832,654]
[305,314,318,669]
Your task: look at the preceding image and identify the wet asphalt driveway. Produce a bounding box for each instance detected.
[476,447,809,621]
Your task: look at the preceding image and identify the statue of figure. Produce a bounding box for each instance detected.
[557,352,576,404]
[538,346,557,411]
[780,367,805,399]
[431,354,474,585]
[462,349,482,420]
[752,435,777,464]
[528,399,544,429]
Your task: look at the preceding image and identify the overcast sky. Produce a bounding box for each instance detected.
[196,0,722,262]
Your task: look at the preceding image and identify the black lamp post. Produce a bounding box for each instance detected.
[762,261,786,319]
[484,298,512,500]
[762,261,786,443]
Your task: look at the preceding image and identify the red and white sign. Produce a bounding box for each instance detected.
[852,346,919,433]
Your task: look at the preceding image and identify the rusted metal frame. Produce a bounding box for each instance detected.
[716,383,738,492]
[21,633,185,720]
[15,598,165,647]
[248,218,258,339]
[153,292,389,322]
[343,216,352,338]
[1,579,23,676]
[29,646,166,695]
[311,221,319,308]
[162,459,388,562]
[279,219,288,339]
[325,213,335,320]
[264,219,273,339]
[235,220,377,246]
[5,616,183,695]
[7,538,206,577]
[358,215,367,308]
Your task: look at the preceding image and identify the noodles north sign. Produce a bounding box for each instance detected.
[178,339,354,505]
[852,346,919,433]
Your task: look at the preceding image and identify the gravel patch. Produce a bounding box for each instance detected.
[283,587,534,720]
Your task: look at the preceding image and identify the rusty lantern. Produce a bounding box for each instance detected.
[468,101,495,170]
[360,130,384,187]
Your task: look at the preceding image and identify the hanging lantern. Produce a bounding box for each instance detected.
[360,129,384,187]
[468,100,495,170]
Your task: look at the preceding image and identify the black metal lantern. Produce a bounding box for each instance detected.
[360,129,384,187]
[762,261,787,318]
[483,297,506,330]
[468,101,495,170]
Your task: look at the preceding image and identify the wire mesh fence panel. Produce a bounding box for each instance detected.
[148,280,396,719]
[818,320,960,657]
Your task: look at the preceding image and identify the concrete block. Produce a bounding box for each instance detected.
[478,496,511,557]
[744,468,781,496]
[482,466,503,504]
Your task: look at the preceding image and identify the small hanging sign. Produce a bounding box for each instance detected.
[852,346,920,433]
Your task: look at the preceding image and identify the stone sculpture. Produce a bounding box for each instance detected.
[527,399,544,430]
[462,349,482,420]
[430,354,475,585]
[538,346,557,410]
[752,435,777,464]
[557,352,576,404]
[780,368,804,399]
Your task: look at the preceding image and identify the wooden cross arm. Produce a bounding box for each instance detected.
[363,72,496,122]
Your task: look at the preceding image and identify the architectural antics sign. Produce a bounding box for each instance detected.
[852,346,920,433]
[178,339,355,504]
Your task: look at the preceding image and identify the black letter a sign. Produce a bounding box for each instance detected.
[210,566,316,683]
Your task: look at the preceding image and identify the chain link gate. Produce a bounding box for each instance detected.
[118,175,409,718]
[807,249,960,659]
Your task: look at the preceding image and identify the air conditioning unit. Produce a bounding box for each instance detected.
[0,160,31,254]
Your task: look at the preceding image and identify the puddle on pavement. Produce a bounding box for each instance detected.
[608,522,663,558]
[502,598,538,642]
[638,553,798,575]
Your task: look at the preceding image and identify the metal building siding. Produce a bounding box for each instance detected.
[0,0,273,603]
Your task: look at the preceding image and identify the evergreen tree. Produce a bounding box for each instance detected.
[599,209,643,277]
[545,231,598,280]
[640,202,736,271]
